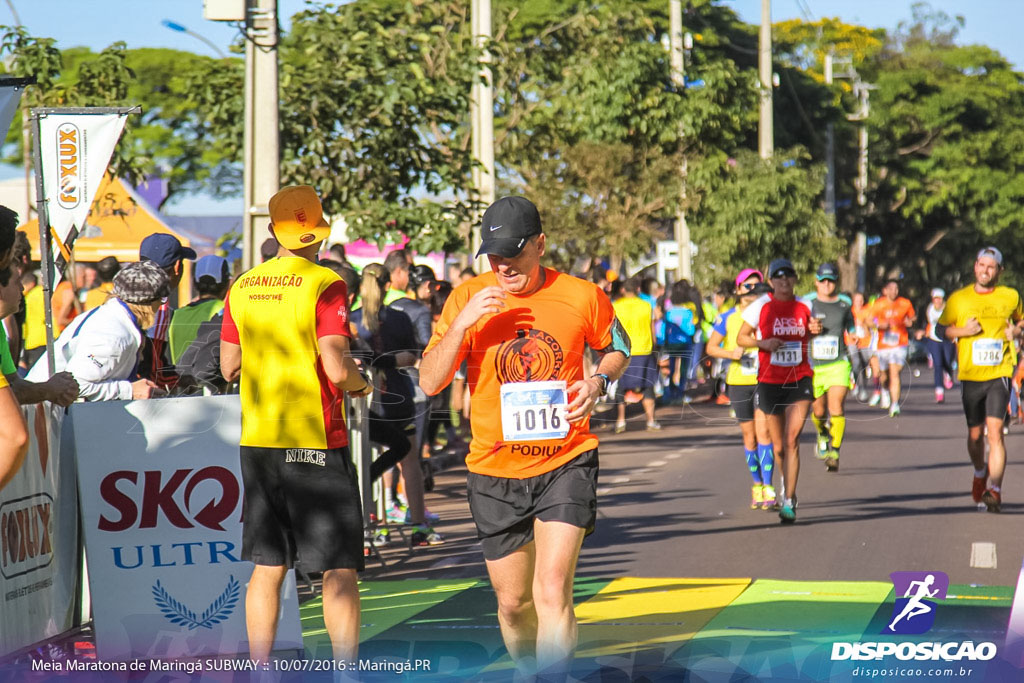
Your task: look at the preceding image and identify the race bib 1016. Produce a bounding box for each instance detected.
[500,380,570,443]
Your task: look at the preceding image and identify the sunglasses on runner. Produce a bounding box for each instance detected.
[740,281,760,291]
[770,269,796,279]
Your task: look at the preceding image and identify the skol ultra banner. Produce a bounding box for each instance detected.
[0,403,80,658]
[68,396,302,660]
[38,112,127,285]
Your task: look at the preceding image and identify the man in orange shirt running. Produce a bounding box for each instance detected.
[420,196,630,676]
[870,279,916,417]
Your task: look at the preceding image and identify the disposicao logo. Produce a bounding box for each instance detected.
[885,570,949,635]
[831,570,998,663]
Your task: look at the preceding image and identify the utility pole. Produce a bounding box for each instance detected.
[470,0,495,272]
[669,0,691,281]
[824,52,835,215]
[853,81,870,293]
[242,0,280,270]
[758,0,773,159]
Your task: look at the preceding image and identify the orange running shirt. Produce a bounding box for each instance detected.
[222,257,352,449]
[426,269,617,479]
[870,297,915,349]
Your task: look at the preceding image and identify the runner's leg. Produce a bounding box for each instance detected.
[827,385,849,449]
[532,519,586,671]
[890,362,903,405]
[985,415,1007,488]
[967,424,986,472]
[783,399,812,499]
[486,543,538,663]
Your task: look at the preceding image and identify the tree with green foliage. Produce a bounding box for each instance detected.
[863,5,1024,294]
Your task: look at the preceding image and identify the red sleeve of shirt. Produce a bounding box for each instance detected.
[221,294,240,344]
[316,280,352,338]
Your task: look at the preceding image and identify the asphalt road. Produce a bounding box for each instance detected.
[367,372,1024,589]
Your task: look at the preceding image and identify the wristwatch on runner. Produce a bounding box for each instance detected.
[591,373,610,396]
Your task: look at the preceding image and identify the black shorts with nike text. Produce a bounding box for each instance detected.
[240,446,365,573]
[466,449,599,561]
[754,376,813,416]
[961,378,1010,428]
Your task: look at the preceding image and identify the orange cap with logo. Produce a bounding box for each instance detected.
[268,185,331,250]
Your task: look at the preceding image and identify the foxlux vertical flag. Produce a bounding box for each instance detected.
[39,113,127,283]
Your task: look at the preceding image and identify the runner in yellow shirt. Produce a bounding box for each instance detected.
[938,247,1024,512]
[706,268,777,509]
[612,277,660,432]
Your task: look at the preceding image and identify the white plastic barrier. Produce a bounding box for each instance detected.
[67,395,302,660]
[0,403,79,658]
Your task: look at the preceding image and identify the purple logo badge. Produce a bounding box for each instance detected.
[884,571,949,635]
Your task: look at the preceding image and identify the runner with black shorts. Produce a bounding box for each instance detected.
[419,196,630,676]
[220,186,372,662]
[706,268,777,509]
[937,247,1024,513]
[737,258,822,523]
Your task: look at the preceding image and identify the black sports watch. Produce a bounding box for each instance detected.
[591,373,610,396]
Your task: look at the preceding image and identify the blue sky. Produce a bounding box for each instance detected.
[3,0,1020,214]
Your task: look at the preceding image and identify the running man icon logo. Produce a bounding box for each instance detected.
[883,571,949,635]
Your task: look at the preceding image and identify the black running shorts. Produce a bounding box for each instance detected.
[728,384,757,423]
[961,378,1010,428]
[754,376,813,416]
[466,449,599,561]
[240,446,365,573]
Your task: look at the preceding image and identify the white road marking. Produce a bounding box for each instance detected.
[970,542,997,569]
[596,488,614,496]
[648,460,667,467]
[612,476,630,484]
[665,454,681,460]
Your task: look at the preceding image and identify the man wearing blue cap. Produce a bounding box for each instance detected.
[168,255,231,364]
[139,233,196,385]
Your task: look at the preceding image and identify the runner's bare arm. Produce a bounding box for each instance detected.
[0,386,28,491]
[737,321,781,352]
[705,330,741,360]
[319,334,372,395]
[420,286,507,395]
[220,340,241,382]
[565,350,629,424]
[942,318,982,340]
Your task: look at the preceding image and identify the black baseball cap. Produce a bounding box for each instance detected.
[816,263,838,281]
[475,196,543,258]
[768,258,796,278]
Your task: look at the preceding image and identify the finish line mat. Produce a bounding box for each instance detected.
[298,578,1020,681]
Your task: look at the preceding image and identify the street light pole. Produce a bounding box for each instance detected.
[161,20,228,58]
[242,0,280,269]
[669,0,691,281]
[758,0,773,160]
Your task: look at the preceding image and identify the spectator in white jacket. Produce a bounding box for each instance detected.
[27,261,168,401]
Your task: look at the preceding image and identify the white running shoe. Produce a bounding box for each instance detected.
[880,391,891,410]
